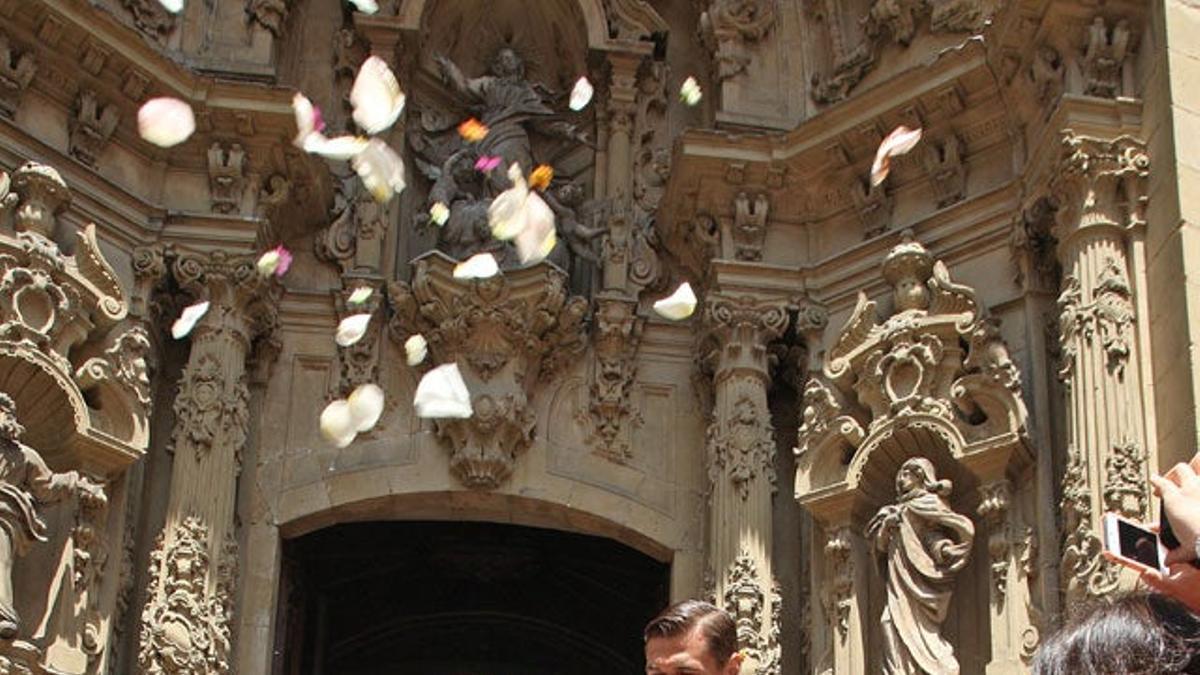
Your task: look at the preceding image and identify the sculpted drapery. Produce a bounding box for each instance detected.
[867,458,975,675]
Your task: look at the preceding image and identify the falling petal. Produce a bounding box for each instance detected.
[348,286,373,306]
[404,334,428,366]
[137,97,195,148]
[488,164,531,240]
[870,125,923,187]
[680,76,702,106]
[256,245,293,277]
[171,300,210,339]
[319,399,358,448]
[653,282,698,321]
[350,56,406,135]
[347,0,378,14]
[347,383,385,432]
[569,76,594,111]
[352,138,406,202]
[453,253,500,280]
[0,171,9,201]
[303,134,369,160]
[291,92,325,147]
[158,0,184,13]
[458,117,489,143]
[528,164,554,191]
[474,155,502,172]
[430,202,450,226]
[413,363,473,419]
[336,313,373,347]
[513,192,556,264]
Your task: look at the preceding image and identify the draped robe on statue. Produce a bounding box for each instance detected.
[869,486,975,675]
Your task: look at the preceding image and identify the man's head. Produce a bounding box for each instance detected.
[644,600,743,675]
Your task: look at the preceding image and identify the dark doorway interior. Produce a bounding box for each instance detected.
[274,520,671,675]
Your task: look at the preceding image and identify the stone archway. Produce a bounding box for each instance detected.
[273,520,669,674]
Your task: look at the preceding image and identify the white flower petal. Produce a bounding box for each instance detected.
[351,138,406,202]
[430,202,450,226]
[653,282,698,321]
[303,134,370,160]
[158,0,184,13]
[487,164,530,240]
[870,125,923,187]
[350,56,406,135]
[137,97,195,148]
[336,313,373,347]
[569,76,594,111]
[292,92,320,147]
[348,286,373,306]
[413,363,473,419]
[256,249,281,276]
[319,399,359,448]
[347,0,378,13]
[680,76,702,106]
[171,300,210,339]
[453,253,500,280]
[347,383,385,433]
[513,192,557,264]
[405,334,428,366]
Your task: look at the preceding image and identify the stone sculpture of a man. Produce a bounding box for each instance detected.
[866,457,974,674]
[0,393,105,638]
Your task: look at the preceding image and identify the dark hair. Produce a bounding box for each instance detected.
[1032,592,1200,674]
[643,600,738,665]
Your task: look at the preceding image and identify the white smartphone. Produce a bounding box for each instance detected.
[1103,512,1165,572]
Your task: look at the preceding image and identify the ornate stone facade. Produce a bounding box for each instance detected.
[0,0,1191,673]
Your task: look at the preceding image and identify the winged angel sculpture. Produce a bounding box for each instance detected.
[409,48,605,271]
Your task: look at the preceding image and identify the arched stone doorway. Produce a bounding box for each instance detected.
[273,521,670,674]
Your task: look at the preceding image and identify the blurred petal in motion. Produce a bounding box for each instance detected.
[348,286,373,306]
[475,155,501,172]
[413,363,473,419]
[487,164,530,240]
[137,97,195,148]
[347,383,385,433]
[680,76,702,106]
[870,125,923,187]
[171,300,210,339]
[404,334,428,366]
[350,56,406,134]
[347,0,378,14]
[430,202,450,226]
[653,282,698,321]
[569,76,594,111]
[528,164,553,191]
[335,313,373,347]
[319,399,358,448]
[453,253,500,280]
[351,139,406,202]
[458,117,488,143]
[255,245,293,277]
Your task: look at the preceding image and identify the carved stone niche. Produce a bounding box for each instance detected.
[0,32,36,119]
[388,253,588,489]
[0,161,148,672]
[795,234,1033,672]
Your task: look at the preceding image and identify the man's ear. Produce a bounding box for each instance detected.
[724,650,745,675]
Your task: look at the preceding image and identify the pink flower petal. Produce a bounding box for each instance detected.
[475,155,501,172]
[273,245,293,277]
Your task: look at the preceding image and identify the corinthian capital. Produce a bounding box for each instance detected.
[1051,132,1149,240]
[701,293,790,382]
[169,249,281,348]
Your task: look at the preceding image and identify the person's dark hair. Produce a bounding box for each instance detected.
[643,600,738,665]
[1032,592,1200,674]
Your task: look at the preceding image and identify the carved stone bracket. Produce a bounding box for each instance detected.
[389,255,588,489]
[731,192,768,261]
[922,134,967,208]
[69,91,119,167]
[1080,17,1133,99]
[823,527,853,642]
[0,32,36,119]
[207,143,246,215]
[700,0,777,81]
[582,296,644,463]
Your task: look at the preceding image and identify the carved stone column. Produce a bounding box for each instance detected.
[604,52,641,204]
[1051,133,1151,602]
[701,293,788,672]
[977,480,1038,673]
[138,250,279,675]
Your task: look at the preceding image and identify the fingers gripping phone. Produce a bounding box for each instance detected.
[1103,513,1166,573]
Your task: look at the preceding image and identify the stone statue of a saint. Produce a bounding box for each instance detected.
[866,457,974,675]
[0,393,105,638]
[433,47,588,195]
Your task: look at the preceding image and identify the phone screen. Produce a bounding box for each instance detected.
[1117,518,1162,569]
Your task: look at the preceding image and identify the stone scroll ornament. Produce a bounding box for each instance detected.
[0,392,105,639]
[866,457,974,675]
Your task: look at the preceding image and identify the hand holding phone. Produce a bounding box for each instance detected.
[1103,512,1165,574]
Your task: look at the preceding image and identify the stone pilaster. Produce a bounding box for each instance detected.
[1051,133,1151,602]
[977,480,1038,673]
[137,250,279,675]
[701,292,787,672]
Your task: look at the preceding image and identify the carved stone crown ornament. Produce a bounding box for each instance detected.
[389,254,588,489]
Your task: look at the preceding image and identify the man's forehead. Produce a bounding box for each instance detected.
[645,629,711,669]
